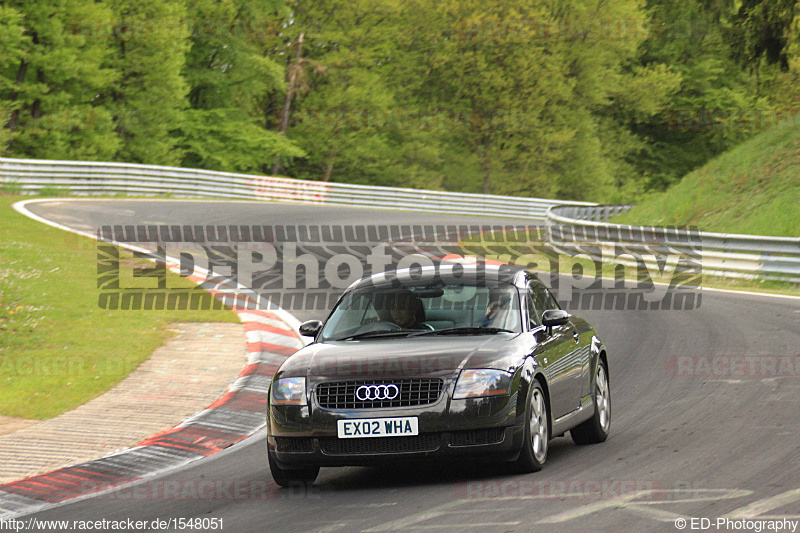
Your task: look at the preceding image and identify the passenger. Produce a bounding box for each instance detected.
[481,290,512,328]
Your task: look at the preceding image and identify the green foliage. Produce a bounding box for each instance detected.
[612,117,800,237]
[0,0,798,203]
[102,0,190,165]
[0,5,25,61]
[280,0,414,185]
[0,4,25,146]
[0,102,13,155]
[0,179,22,195]
[179,0,301,171]
[36,186,69,196]
[179,108,305,173]
[384,0,683,201]
[730,0,798,71]
[2,0,120,160]
[626,0,786,193]
[12,106,120,161]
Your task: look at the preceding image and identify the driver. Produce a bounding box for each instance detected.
[385,290,426,329]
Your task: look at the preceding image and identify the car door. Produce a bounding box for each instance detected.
[526,281,570,419]
[528,281,585,419]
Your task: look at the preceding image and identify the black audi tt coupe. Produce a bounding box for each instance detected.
[266,264,610,486]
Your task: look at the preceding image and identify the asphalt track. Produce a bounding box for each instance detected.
[18,200,800,532]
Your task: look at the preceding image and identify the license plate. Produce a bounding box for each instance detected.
[337,417,418,438]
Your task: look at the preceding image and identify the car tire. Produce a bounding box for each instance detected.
[511,379,549,473]
[268,448,319,488]
[571,360,610,445]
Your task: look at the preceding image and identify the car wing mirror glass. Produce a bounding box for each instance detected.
[541,309,570,330]
[299,320,323,337]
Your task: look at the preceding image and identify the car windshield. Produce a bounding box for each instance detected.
[319,282,521,341]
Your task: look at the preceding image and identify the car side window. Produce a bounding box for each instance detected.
[527,281,557,329]
[539,285,559,311]
[526,292,541,328]
[526,283,543,328]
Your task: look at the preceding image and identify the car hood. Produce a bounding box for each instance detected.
[278,334,525,380]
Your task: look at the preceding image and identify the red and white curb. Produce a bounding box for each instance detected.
[0,200,305,519]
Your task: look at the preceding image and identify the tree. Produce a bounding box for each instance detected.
[179,0,304,173]
[632,0,779,192]
[544,0,683,200]
[2,0,120,161]
[101,0,190,165]
[180,107,305,172]
[278,0,425,186]
[730,0,798,72]
[0,5,25,154]
[390,0,679,200]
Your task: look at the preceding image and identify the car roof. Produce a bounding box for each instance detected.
[345,263,532,293]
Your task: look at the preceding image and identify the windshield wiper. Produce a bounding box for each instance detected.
[410,327,516,336]
[335,329,421,341]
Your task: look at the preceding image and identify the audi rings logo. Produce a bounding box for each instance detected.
[355,384,400,401]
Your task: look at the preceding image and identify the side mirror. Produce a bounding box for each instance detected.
[299,320,323,337]
[541,309,570,328]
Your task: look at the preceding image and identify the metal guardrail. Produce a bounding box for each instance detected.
[0,158,594,219]
[546,205,800,282]
[4,157,796,282]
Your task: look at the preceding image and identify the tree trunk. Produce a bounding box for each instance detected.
[271,33,304,175]
[7,59,28,134]
[323,149,337,182]
[477,142,491,194]
[32,69,45,119]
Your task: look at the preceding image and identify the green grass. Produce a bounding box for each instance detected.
[0,180,22,195]
[0,196,239,420]
[611,120,800,237]
[36,186,70,197]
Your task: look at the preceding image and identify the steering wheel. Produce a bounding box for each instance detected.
[353,321,401,334]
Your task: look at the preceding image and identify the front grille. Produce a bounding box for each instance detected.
[450,428,505,447]
[319,434,441,455]
[316,379,444,409]
[275,437,314,453]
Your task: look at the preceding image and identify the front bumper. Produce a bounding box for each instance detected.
[268,390,525,467]
[269,425,525,467]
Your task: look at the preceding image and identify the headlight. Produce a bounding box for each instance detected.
[453,369,512,399]
[270,377,307,405]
